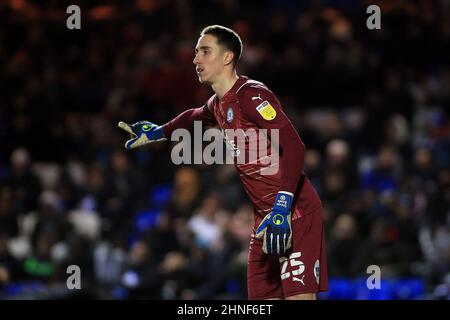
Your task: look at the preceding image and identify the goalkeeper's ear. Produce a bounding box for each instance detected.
[223,50,235,67]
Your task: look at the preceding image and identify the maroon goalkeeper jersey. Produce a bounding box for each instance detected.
[204,76,322,226]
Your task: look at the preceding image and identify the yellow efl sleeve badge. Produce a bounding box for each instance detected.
[256,101,277,120]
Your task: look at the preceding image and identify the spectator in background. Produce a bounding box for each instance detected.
[166,167,202,219]
[328,214,361,277]
[187,193,228,252]
[120,239,162,299]
[6,148,41,215]
[0,231,23,288]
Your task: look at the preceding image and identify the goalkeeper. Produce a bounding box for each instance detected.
[119,25,327,300]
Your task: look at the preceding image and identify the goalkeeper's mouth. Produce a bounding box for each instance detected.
[196,66,205,75]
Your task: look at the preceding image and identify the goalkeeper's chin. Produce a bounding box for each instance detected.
[197,74,212,85]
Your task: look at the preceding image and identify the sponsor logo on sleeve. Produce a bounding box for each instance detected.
[256,101,277,120]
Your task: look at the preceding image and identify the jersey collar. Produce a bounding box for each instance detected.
[221,75,249,101]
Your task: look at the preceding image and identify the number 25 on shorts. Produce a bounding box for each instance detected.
[280,252,305,281]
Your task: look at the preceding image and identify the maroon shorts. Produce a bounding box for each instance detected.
[247,207,328,299]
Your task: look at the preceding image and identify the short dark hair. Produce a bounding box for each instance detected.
[200,25,243,67]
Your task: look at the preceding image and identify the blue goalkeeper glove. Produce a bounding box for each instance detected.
[118,121,166,150]
[255,192,294,254]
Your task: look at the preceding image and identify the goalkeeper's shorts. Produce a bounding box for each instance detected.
[247,206,328,299]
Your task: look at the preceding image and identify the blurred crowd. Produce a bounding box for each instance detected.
[0,0,449,299]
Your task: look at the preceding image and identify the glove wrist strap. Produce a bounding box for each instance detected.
[274,191,294,213]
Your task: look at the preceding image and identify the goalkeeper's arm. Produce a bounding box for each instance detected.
[118,105,217,149]
[161,105,217,137]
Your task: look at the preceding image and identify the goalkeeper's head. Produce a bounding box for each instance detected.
[193,25,243,85]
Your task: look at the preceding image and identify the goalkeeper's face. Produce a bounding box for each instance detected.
[193,34,233,85]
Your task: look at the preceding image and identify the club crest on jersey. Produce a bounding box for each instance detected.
[256,101,276,120]
[314,260,320,284]
[226,107,234,123]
